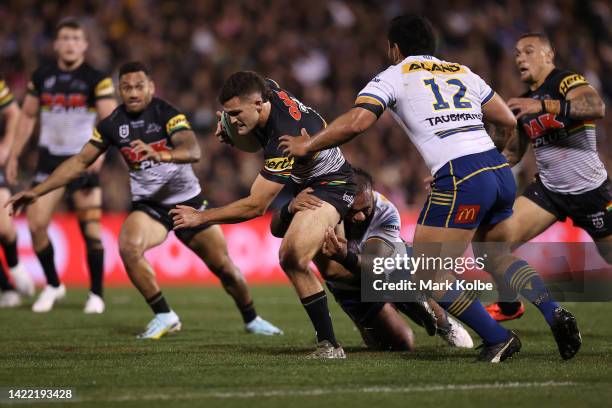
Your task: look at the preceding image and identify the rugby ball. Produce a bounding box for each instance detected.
[220,111,261,153]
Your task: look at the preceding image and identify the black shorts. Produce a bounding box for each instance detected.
[326,282,385,326]
[288,163,356,219]
[32,148,100,194]
[523,175,612,239]
[131,194,210,244]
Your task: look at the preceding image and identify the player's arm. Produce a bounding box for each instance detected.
[322,229,395,276]
[6,94,39,184]
[482,93,517,129]
[270,187,324,238]
[6,142,105,215]
[0,101,20,165]
[171,175,284,229]
[131,129,201,164]
[502,129,528,167]
[562,85,605,120]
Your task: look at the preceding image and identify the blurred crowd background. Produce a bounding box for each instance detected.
[0,0,610,211]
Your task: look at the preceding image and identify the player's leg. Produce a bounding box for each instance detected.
[182,225,282,335]
[594,234,612,264]
[358,303,415,351]
[72,186,105,313]
[279,201,344,357]
[118,211,179,339]
[477,214,581,360]
[27,187,66,312]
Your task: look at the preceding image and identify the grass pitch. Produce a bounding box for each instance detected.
[1,286,611,407]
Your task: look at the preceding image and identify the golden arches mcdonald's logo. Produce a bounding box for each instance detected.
[454,205,480,224]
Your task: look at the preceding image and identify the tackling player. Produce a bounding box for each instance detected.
[0,79,34,308]
[270,168,474,350]
[171,71,355,358]
[7,19,117,313]
[280,15,581,362]
[485,33,609,321]
[7,62,282,339]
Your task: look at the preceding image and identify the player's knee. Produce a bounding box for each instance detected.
[119,238,145,265]
[210,256,243,284]
[279,248,309,274]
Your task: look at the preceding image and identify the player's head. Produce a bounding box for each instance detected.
[515,33,555,85]
[345,168,374,226]
[219,71,271,135]
[387,15,436,63]
[118,61,155,113]
[54,18,88,66]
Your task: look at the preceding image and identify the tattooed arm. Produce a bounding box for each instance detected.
[565,85,605,120]
[502,128,528,167]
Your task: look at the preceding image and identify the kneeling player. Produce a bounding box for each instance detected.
[271,168,473,350]
[7,62,281,338]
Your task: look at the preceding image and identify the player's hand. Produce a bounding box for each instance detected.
[170,205,206,230]
[289,188,323,213]
[131,139,160,162]
[507,97,542,119]
[423,175,434,193]
[215,111,233,146]
[279,128,311,159]
[322,226,348,260]
[5,190,38,216]
[5,155,18,186]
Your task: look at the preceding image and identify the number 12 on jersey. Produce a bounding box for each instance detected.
[423,78,472,111]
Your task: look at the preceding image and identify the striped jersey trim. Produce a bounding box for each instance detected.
[435,124,485,139]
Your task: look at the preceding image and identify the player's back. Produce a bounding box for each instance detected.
[357,55,496,174]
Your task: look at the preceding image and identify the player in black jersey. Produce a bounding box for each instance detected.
[7,62,281,339]
[171,71,355,358]
[484,34,608,333]
[7,19,117,313]
[0,79,34,308]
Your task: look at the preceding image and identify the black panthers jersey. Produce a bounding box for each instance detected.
[28,62,114,155]
[256,79,348,184]
[0,79,15,111]
[517,68,606,193]
[89,97,201,205]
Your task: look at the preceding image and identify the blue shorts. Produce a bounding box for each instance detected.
[417,149,516,229]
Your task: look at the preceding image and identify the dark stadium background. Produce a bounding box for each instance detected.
[0,0,610,213]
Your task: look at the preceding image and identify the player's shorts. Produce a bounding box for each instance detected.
[287,162,356,219]
[32,147,100,194]
[523,175,612,239]
[325,283,385,326]
[418,148,515,229]
[0,168,10,190]
[131,194,210,244]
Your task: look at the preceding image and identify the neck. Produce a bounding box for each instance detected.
[530,65,555,91]
[257,101,272,128]
[57,57,84,71]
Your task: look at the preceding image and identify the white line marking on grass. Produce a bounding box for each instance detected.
[77,381,576,403]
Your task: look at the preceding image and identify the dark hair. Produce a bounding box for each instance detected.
[219,71,271,104]
[518,32,554,49]
[55,18,84,38]
[119,61,150,78]
[387,14,436,57]
[353,167,373,194]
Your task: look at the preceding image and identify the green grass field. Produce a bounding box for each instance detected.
[1,286,611,407]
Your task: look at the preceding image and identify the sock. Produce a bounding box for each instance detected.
[438,283,510,345]
[504,260,558,326]
[0,264,14,291]
[146,292,171,314]
[493,272,521,315]
[301,291,339,347]
[499,301,522,316]
[36,243,60,287]
[87,247,104,298]
[1,239,18,268]
[239,301,257,324]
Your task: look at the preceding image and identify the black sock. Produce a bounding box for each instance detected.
[301,291,338,347]
[499,301,522,316]
[146,292,171,314]
[87,247,104,297]
[239,301,257,324]
[36,243,60,287]
[0,263,14,291]
[1,239,18,268]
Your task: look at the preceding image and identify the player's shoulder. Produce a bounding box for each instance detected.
[547,68,589,97]
[372,192,401,230]
[150,97,182,117]
[97,104,125,130]
[31,62,57,80]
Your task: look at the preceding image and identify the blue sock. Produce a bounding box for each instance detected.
[504,260,559,326]
[438,283,510,345]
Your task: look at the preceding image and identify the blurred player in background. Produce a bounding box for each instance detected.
[171,71,355,358]
[281,14,582,362]
[271,168,474,350]
[7,19,117,313]
[8,62,282,339]
[484,33,608,321]
[0,79,34,308]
